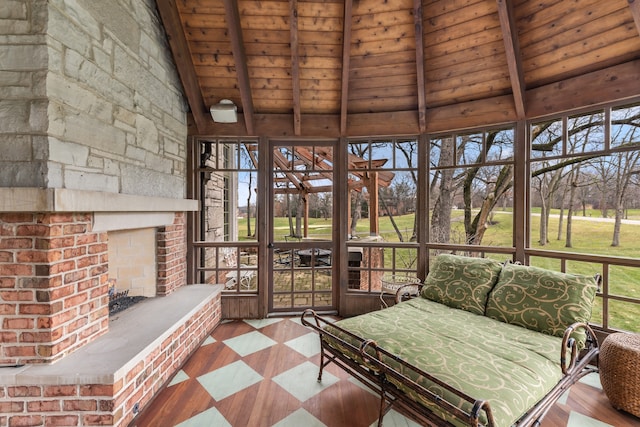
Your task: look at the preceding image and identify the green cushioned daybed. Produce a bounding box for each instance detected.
[302,254,600,427]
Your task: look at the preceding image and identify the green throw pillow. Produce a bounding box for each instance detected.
[485,263,598,345]
[420,254,503,315]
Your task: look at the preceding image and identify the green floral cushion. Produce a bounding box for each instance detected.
[485,263,598,345]
[324,298,564,427]
[420,254,503,315]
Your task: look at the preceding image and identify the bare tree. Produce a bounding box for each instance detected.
[430,137,456,243]
[611,151,640,246]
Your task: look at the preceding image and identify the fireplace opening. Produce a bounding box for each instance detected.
[107,227,158,316]
[108,281,147,315]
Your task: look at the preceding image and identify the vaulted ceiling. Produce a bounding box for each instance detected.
[156,0,640,137]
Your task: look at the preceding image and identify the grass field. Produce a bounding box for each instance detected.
[240,210,640,332]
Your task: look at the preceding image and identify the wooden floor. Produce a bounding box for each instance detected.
[131,317,640,427]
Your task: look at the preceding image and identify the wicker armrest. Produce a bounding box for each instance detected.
[394,283,423,303]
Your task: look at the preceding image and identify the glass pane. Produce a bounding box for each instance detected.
[219,141,237,169]
[611,104,640,149]
[486,128,514,162]
[294,271,313,291]
[609,265,640,298]
[369,140,394,169]
[396,139,418,168]
[609,300,640,333]
[348,138,417,239]
[567,111,604,154]
[590,296,603,327]
[348,141,370,169]
[456,132,483,165]
[240,141,258,170]
[314,292,332,307]
[527,256,561,270]
[429,165,513,246]
[273,294,292,309]
[530,152,640,255]
[531,119,563,159]
[565,260,601,279]
[430,136,454,168]
[273,145,333,241]
[273,270,292,292]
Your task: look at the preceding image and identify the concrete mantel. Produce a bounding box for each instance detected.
[0,188,198,213]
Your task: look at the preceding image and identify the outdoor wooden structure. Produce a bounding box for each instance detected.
[156,0,640,138]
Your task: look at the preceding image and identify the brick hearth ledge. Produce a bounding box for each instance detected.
[0,284,222,427]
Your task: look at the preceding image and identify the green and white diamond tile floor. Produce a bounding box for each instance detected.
[131,317,637,427]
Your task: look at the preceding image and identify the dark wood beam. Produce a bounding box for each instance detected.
[290,0,302,135]
[629,0,640,36]
[413,0,427,133]
[340,0,353,136]
[496,0,526,119]
[155,0,209,133]
[188,60,640,137]
[223,0,255,135]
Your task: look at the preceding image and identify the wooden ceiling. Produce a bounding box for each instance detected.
[156,0,640,137]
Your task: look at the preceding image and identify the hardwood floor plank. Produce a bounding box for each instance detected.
[132,318,640,427]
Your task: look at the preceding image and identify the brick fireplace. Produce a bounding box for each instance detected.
[0,0,220,424]
[0,189,221,427]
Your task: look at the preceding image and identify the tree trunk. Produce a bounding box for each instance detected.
[350,191,363,236]
[539,193,548,245]
[564,162,583,248]
[287,194,294,237]
[380,196,403,242]
[246,173,253,237]
[430,137,455,243]
[431,169,454,243]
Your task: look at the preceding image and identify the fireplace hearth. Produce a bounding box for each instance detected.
[109,288,147,315]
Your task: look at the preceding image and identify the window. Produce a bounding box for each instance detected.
[195,138,259,292]
[429,127,515,247]
[529,105,640,332]
[346,137,419,292]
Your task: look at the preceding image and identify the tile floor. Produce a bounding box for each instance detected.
[131,317,632,427]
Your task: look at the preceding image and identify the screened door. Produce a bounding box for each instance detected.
[269,141,336,313]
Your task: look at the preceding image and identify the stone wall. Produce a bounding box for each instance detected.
[0,0,187,198]
[0,0,49,187]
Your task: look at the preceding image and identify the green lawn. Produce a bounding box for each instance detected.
[239,211,640,332]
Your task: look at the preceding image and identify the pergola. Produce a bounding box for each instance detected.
[268,144,394,237]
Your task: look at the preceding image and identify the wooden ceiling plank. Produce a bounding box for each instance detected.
[155,0,209,133]
[414,0,427,133]
[628,0,640,37]
[341,0,353,135]
[497,0,526,119]
[290,0,302,135]
[223,0,255,134]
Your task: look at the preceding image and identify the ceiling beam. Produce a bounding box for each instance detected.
[340,0,353,136]
[629,0,640,36]
[414,0,427,133]
[290,0,302,136]
[189,59,640,137]
[223,0,255,135]
[496,0,526,119]
[155,0,209,133]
